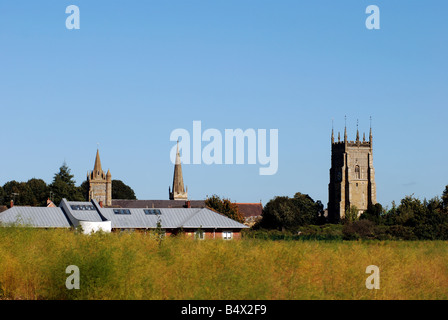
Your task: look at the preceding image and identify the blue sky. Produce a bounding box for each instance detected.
[0,1,447,208]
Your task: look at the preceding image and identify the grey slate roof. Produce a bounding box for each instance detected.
[98,207,248,229]
[0,199,248,230]
[0,206,71,228]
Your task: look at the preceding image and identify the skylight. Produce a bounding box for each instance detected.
[71,205,95,211]
[144,209,161,215]
[113,209,131,215]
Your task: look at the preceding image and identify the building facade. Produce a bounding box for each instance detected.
[327,123,377,222]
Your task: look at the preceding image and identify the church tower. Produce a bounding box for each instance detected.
[169,141,188,200]
[328,119,377,222]
[87,149,112,206]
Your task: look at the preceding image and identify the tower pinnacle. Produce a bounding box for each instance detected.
[344,116,347,142]
[356,119,360,142]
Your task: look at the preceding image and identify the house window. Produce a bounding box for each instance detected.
[195,229,205,240]
[222,231,233,240]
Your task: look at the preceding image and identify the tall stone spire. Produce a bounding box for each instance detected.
[169,141,188,200]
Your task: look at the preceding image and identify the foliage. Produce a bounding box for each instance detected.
[111,180,137,200]
[256,192,323,231]
[205,195,245,224]
[360,203,383,225]
[49,162,84,204]
[79,180,89,201]
[1,179,49,207]
[343,205,359,224]
[442,185,448,211]
[0,186,4,205]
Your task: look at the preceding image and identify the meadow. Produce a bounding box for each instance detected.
[0,227,447,300]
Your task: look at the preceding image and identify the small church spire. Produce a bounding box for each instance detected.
[369,116,373,143]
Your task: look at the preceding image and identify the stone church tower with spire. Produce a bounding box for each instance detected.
[327,120,377,222]
[169,141,188,200]
[87,149,112,206]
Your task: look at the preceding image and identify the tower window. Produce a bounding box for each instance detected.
[355,165,360,179]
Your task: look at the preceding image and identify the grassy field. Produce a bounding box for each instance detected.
[0,227,447,300]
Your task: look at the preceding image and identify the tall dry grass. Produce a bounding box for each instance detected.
[0,227,447,300]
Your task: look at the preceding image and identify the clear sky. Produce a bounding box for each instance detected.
[0,1,447,208]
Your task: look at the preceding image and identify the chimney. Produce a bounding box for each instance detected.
[10,200,13,208]
[99,201,103,208]
[186,200,191,208]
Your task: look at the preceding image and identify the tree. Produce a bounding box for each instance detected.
[257,192,323,231]
[291,192,322,226]
[79,180,90,201]
[205,195,245,224]
[49,162,84,205]
[442,185,448,211]
[112,180,137,200]
[360,203,383,224]
[344,205,359,224]
[2,180,34,206]
[26,178,49,206]
[0,185,5,206]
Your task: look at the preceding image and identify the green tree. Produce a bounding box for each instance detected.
[112,180,137,200]
[0,185,5,206]
[344,205,359,224]
[2,180,34,206]
[79,180,90,201]
[205,195,245,224]
[442,185,448,211]
[50,162,84,205]
[360,203,383,224]
[291,192,322,226]
[26,178,49,206]
[257,192,322,231]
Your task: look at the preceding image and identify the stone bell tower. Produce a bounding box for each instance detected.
[327,119,377,222]
[87,149,112,206]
